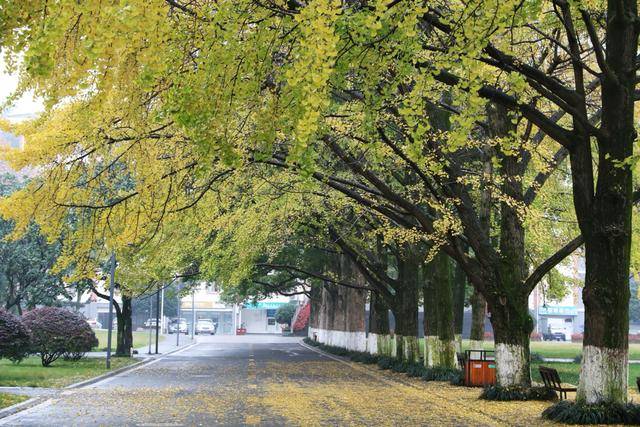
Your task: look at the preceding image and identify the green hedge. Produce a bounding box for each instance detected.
[304,338,462,385]
[542,400,640,425]
[480,385,557,401]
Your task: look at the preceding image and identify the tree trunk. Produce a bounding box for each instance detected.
[369,291,389,334]
[393,252,420,362]
[469,290,486,350]
[368,291,390,356]
[575,1,637,400]
[115,294,133,357]
[309,284,322,330]
[423,265,439,367]
[486,103,532,388]
[452,259,466,354]
[392,289,419,362]
[433,252,457,368]
[488,293,532,388]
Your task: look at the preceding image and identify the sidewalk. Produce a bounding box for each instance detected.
[86,334,196,358]
[0,387,57,398]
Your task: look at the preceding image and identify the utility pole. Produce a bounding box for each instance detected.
[155,287,160,354]
[160,286,165,333]
[191,290,195,340]
[148,296,153,355]
[106,251,116,369]
[176,283,181,347]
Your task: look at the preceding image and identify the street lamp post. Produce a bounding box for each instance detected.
[148,296,153,355]
[160,286,165,333]
[155,287,160,354]
[191,290,195,340]
[176,283,181,347]
[105,251,116,369]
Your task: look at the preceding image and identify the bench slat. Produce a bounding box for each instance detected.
[539,366,576,399]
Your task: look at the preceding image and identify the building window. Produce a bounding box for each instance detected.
[268,318,276,326]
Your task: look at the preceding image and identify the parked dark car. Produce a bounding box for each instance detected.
[542,331,567,341]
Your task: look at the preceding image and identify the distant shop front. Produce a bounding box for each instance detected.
[180,300,235,335]
[240,301,288,334]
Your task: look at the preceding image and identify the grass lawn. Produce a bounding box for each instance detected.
[93,330,164,352]
[0,356,138,388]
[455,339,640,360]
[531,361,640,390]
[0,393,28,409]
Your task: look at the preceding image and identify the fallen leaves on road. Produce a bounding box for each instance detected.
[13,353,640,426]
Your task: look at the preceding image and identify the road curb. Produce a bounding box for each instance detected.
[0,341,198,421]
[0,396,45,421]
[65,341,198,390]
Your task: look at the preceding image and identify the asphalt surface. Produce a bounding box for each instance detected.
[0,335,554,426]
[0,336,321,426]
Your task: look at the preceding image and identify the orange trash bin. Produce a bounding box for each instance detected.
[464,350,496,387]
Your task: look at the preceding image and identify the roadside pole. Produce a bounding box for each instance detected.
[155,287,160,354]
[148,296,153,355]
[160,286,165,333]
[191,290,195,340]
[176,283,181,347]
[106,251,116,369]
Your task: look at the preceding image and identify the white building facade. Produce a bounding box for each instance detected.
[180,283,303,335]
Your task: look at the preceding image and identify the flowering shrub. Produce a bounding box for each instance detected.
[63,316,99,361]
[629,333,640,344]
[292,302,310,332]
[22,307,98,366]
[0,308,31,363]
[571,333,584,342]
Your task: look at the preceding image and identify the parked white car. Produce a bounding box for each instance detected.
[168,318,188,334]
[195,319,217,335]
[144,318,159,329]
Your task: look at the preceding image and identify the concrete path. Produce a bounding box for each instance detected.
[0,388,56,398]
[85,334,196,358]
[0,335,554,426]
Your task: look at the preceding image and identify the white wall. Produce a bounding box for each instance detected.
[242,309,280,334]
[308,327,368,352]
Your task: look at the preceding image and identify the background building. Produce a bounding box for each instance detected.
[180,283,304,335]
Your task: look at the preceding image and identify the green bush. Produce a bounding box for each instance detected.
[542,400,640,424]
[406,363,427,378]
[275,304,297,327]
[303,337,319,346]
[391,360,409,373]
[480,385,557,401]
[377,357,395,370]
[349,351,379,364]
[305,338,462,387]
[422,366,464,384]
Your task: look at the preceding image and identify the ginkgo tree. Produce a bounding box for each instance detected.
[1,0,638,418]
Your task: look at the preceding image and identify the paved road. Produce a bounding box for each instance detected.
[0,335,552,426]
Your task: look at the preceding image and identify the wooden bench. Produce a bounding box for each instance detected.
[539,366,577,399]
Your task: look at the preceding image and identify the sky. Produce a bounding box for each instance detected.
[1,58,44,122]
